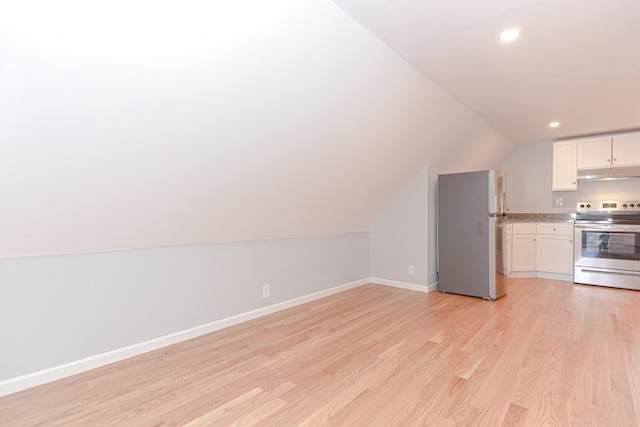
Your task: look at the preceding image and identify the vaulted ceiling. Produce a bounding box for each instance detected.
[332,0,640,144]
[1,1,514,257]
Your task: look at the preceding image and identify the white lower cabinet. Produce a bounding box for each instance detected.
[536,224,574,274]
[511,223,536,272]
[512,234,536,271]
[508,222,574,281]
[505,224,513,274]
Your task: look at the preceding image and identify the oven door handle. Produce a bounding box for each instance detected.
[578,268,640,278]
[574,224,640,231]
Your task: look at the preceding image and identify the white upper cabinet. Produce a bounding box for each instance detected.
[555,131,640,188]
[552,141,577,191]
[576,136,613,169]
[577,132,640,169]
[612,133,640,167]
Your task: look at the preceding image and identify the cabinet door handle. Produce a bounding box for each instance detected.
[607,158,611,162]
[613,158,617,162]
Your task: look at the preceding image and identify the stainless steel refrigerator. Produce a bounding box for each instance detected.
[437,170,507,300]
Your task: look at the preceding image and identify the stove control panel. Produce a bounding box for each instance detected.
[577,201,640,212]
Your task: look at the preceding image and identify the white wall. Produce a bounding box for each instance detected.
[370,167,428,287]
[0,0,512,393]
[0,233,369,384]
[496,142,556,212]
[0,0,510,258]
[427,165,452,285]
[498,141,640,212]
[369,164,450,289]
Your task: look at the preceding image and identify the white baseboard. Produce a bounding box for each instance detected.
[427,281,439,292]
[0,277,370,397]
[507,271,573,282]
[370,277,431,293]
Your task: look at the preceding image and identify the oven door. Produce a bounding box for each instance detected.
[574,223,640,270]
[574,223,640,290]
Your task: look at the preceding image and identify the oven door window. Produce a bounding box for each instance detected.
[581,230,640,261]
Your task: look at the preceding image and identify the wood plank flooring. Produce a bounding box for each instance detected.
[1,278,639,426]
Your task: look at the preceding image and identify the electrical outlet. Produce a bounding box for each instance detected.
[262,284,270,299]
[554,197,563,207]
[408,264,415,275]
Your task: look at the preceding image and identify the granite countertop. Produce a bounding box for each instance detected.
[506,213,576,223]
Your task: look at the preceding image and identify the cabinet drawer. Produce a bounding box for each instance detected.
[536,223,573,235]
[512,223,536,234]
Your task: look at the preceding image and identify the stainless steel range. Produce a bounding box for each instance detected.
[574,200,640,290]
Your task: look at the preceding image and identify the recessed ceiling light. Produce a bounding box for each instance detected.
[499,28,520,43]
[549,121,560,128]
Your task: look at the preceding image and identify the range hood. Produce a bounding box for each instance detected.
[578,166,640,181]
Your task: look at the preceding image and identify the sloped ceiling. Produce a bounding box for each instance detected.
[0,0,510,257]
[332,0,640,144]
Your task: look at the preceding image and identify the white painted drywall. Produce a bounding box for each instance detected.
[496,142,555,212]
[370,167,428,286]
[370,163,451,288]
[497,141,640,212]
[0,0,513,392]
[0,0,511,258]
[0,233,369,382]
[427,165,452,286]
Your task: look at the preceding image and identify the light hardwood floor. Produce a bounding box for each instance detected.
[1,279,639,426]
